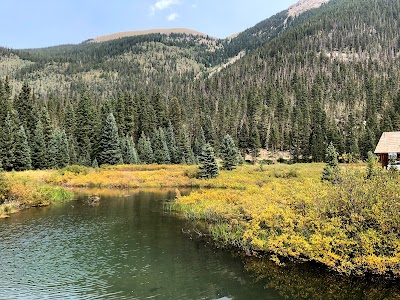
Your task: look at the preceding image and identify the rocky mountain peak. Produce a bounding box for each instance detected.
[288,0,330,17]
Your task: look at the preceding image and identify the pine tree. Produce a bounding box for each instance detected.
[58,130,70,168]
[48,129,70,169]
[321,142,341,184]
[121,135,138,164]
[310,102,327,162]
[193,126,206,158]
[137,132,154,164]
[166,121,179,164]
[48,131,59,169]
[92,158,99,168]
[124,93,137,138]
[249,121,261,164]
[14,83,36,139]
[0,112,16,171]
[177,127,195,164]
[153,128,170,164]
[63,102,78,165]
[198,143,219,179]
[76,92,96,158]
[220,134,241,170]
[97,113,123,166]
[79,151,91,167]
[239,121,249,157]
[31,119,46,169]
[13,125,32,171]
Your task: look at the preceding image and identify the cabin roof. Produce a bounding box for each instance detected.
[374,132,400,154]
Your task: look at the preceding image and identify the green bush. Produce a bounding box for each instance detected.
[60,165,89,175]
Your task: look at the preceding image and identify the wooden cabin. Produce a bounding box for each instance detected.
[374,132,400,167]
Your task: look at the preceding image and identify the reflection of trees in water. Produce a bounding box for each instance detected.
[243,256,400,300]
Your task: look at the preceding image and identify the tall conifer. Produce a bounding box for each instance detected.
[97,113,123,166]
[14,125,32,171]
[198,143,219,179]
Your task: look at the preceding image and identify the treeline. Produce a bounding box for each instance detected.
[2,0,400,165]
[0,79,223,170]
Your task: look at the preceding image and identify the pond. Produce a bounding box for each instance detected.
[0,189,399,300]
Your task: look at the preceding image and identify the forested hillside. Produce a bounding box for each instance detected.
[1,0,400,170]
[205,0,400,161]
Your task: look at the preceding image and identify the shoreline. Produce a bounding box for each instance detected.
[2,163,400,279]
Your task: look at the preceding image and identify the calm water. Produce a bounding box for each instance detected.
[1,189,399,300]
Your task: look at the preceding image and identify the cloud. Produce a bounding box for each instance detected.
[150,0,180,15]
[167,12,179,21]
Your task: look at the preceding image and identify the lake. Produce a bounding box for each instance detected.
[0,189,399,300]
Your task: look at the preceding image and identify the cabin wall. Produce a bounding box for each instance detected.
[381,153,389,168]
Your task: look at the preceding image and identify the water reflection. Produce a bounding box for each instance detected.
[2,188,399,300]
[0,189,273,300]
[241,255,400,300]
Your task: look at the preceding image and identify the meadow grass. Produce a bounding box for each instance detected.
[0,170,74,218]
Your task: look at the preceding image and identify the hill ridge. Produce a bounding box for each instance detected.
[90,28,213,43]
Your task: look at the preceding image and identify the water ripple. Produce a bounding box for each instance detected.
[0,193,272,300]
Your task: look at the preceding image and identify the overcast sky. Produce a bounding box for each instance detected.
[0,0,297,49]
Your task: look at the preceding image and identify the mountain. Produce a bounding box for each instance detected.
[1,0,399,168]
[0,32,225,98]
[288,0,330,17]
[89,28,212,43]
[205,0,400,161]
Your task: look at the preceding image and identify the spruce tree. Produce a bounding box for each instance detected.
[58,130,70,168]
[153,128,170,164]
[48,131,59,169]
[0,112,16,171]
[48,129,70,169]
[198,143,219,179]
[121,135,138,164]
[321,142,341,184]
[92,158,99,168]
[63,102,78,165]
[238,121,249,157]
[220,134,241,170]
[14,83,36,140]
[137,132,154,164]
[97,113,123,166]
[178,128,195,164]
[31,119,46,169]
[193,126,206,158]
[13,125,32,171]
[166,121,179,164]
[249,121,261,164]
[75,92,96,158]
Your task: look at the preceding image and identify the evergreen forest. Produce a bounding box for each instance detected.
[1,0,400,169]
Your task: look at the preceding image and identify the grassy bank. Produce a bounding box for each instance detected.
[0,164,200,218]
[0,170,74,218]
[174,163,400,278]
[3,162,400,279]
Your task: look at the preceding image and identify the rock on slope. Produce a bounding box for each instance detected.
[288,0,330,17]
